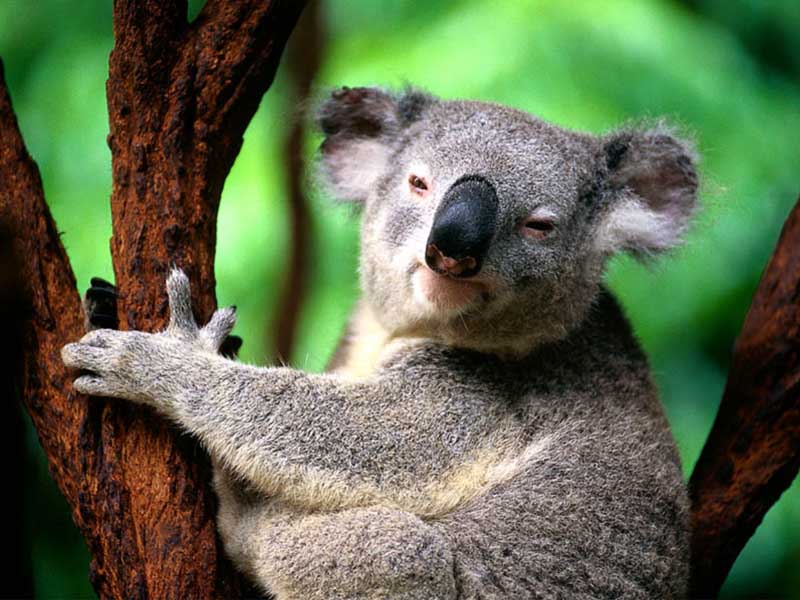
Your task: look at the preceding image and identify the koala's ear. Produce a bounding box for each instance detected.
[596,126,698,256]
[316,86,432,203]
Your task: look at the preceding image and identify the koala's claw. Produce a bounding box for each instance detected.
[60,328,149,402]
[61,328,130,372]
[220,335,243,359]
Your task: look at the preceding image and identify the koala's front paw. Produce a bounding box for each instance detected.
[61,328,158,403]
[62,268,238,408]
[82,273,243,357]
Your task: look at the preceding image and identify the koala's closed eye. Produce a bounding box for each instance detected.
[519,215,556,241]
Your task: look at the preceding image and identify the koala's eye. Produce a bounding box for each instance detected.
[408,174,429,195]
[520,217,556,241]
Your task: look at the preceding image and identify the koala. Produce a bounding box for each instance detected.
[62,87,697,599]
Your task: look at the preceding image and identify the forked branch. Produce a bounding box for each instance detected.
[3,0,305,596]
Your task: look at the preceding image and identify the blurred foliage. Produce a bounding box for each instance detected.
[2,0,799,597]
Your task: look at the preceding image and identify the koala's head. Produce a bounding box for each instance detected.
[317,87,698,355]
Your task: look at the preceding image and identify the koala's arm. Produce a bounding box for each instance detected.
[62,270,498,511]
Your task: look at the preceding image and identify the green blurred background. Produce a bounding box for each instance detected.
[2,0,799,597]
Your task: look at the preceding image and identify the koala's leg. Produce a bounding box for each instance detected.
[430,440,688,600]
[219,501,458,600]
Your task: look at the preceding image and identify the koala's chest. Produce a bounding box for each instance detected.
[329,303,421,380]
[334,314,391,379]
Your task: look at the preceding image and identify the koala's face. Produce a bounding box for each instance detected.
[318,88,697,354]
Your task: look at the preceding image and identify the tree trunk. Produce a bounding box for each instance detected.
[689,196,800,598]
[0,0,305,597]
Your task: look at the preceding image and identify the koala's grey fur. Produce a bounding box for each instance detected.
[63,87,697,599]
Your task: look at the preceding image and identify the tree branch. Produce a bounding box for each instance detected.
[0,58,117,590]
[2,50,234,600]
[3,0,306,596]
[0,58,83,511]
[0,64,61,600]
[192,0,305,177]
[689,196,800,597]
[108,0,306,330]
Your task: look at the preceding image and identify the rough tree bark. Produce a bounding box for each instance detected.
[1,0,305,597]
[689,197,800,598]
[0,59,89,595]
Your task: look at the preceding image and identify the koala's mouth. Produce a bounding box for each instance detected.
[412,263,490,312]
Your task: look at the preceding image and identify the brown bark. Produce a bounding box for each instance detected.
[270,0,325,364]
[689,197,800,598]
[2,57,119,596]
[1,0,305,596]
[0,57,87,570]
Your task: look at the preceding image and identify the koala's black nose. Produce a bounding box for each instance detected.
[425,176,498,278]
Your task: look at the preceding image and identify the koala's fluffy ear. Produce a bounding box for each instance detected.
[597,126,698,256]
[316,86,432,202]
